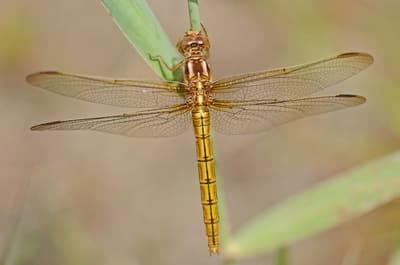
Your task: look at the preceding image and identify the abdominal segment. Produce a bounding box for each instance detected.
[192,106,220,254]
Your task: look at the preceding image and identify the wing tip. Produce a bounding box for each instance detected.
[31,120,62,131]
[30,124,42,131]
[337,52,374,64]
[336,94,367,105]
[26,71,61,84]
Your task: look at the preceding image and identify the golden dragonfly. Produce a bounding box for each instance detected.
[27,28,373,254]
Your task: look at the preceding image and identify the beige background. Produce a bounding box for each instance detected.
[0,0,399,264]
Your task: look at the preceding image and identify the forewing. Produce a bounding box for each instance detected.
[26,71,185,108]
[212,52,373,101]
[31,105,191,137]
[210,95,365,135]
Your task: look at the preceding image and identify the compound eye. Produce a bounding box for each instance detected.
[195,37,204,45]
[177,39,189,53]
[176,44,183,54]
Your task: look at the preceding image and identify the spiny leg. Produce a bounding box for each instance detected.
[148,53,184,73]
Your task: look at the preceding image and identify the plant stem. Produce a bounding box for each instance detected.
[187,0,201,31]
[275,247,289,265]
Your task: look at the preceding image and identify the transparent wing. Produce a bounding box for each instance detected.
[212,52,373,101]
[210,95,365,135]
[26,71,186,108]
[31,105,192,137]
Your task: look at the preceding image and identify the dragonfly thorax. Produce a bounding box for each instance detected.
[179,30,213,107]
[184,58,211,83]
[187,81,213,107]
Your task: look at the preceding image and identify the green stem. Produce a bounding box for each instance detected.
[218,188,232,248]
[275,247,289,265]
[187,0,201,31]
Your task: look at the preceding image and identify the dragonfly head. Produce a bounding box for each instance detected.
[177,31,210,57]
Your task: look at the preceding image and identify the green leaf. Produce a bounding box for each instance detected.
[224,151,400,259]
[100,0,182,81]
[389,247,400,265]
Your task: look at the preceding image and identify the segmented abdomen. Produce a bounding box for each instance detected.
[191,106,219,254]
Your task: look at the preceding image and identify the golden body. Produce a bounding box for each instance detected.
[178,30,220,253]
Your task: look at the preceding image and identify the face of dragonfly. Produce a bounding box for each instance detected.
[26,52,373,137]
[176,30,210,58]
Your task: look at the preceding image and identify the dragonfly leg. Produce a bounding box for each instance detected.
[148,53,184,73]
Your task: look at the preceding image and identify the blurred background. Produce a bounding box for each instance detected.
[0,0,399,264]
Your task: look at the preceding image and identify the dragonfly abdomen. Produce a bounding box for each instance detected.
[192,106,219,254]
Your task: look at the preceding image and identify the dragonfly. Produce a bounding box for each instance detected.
[27,28,373,254]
